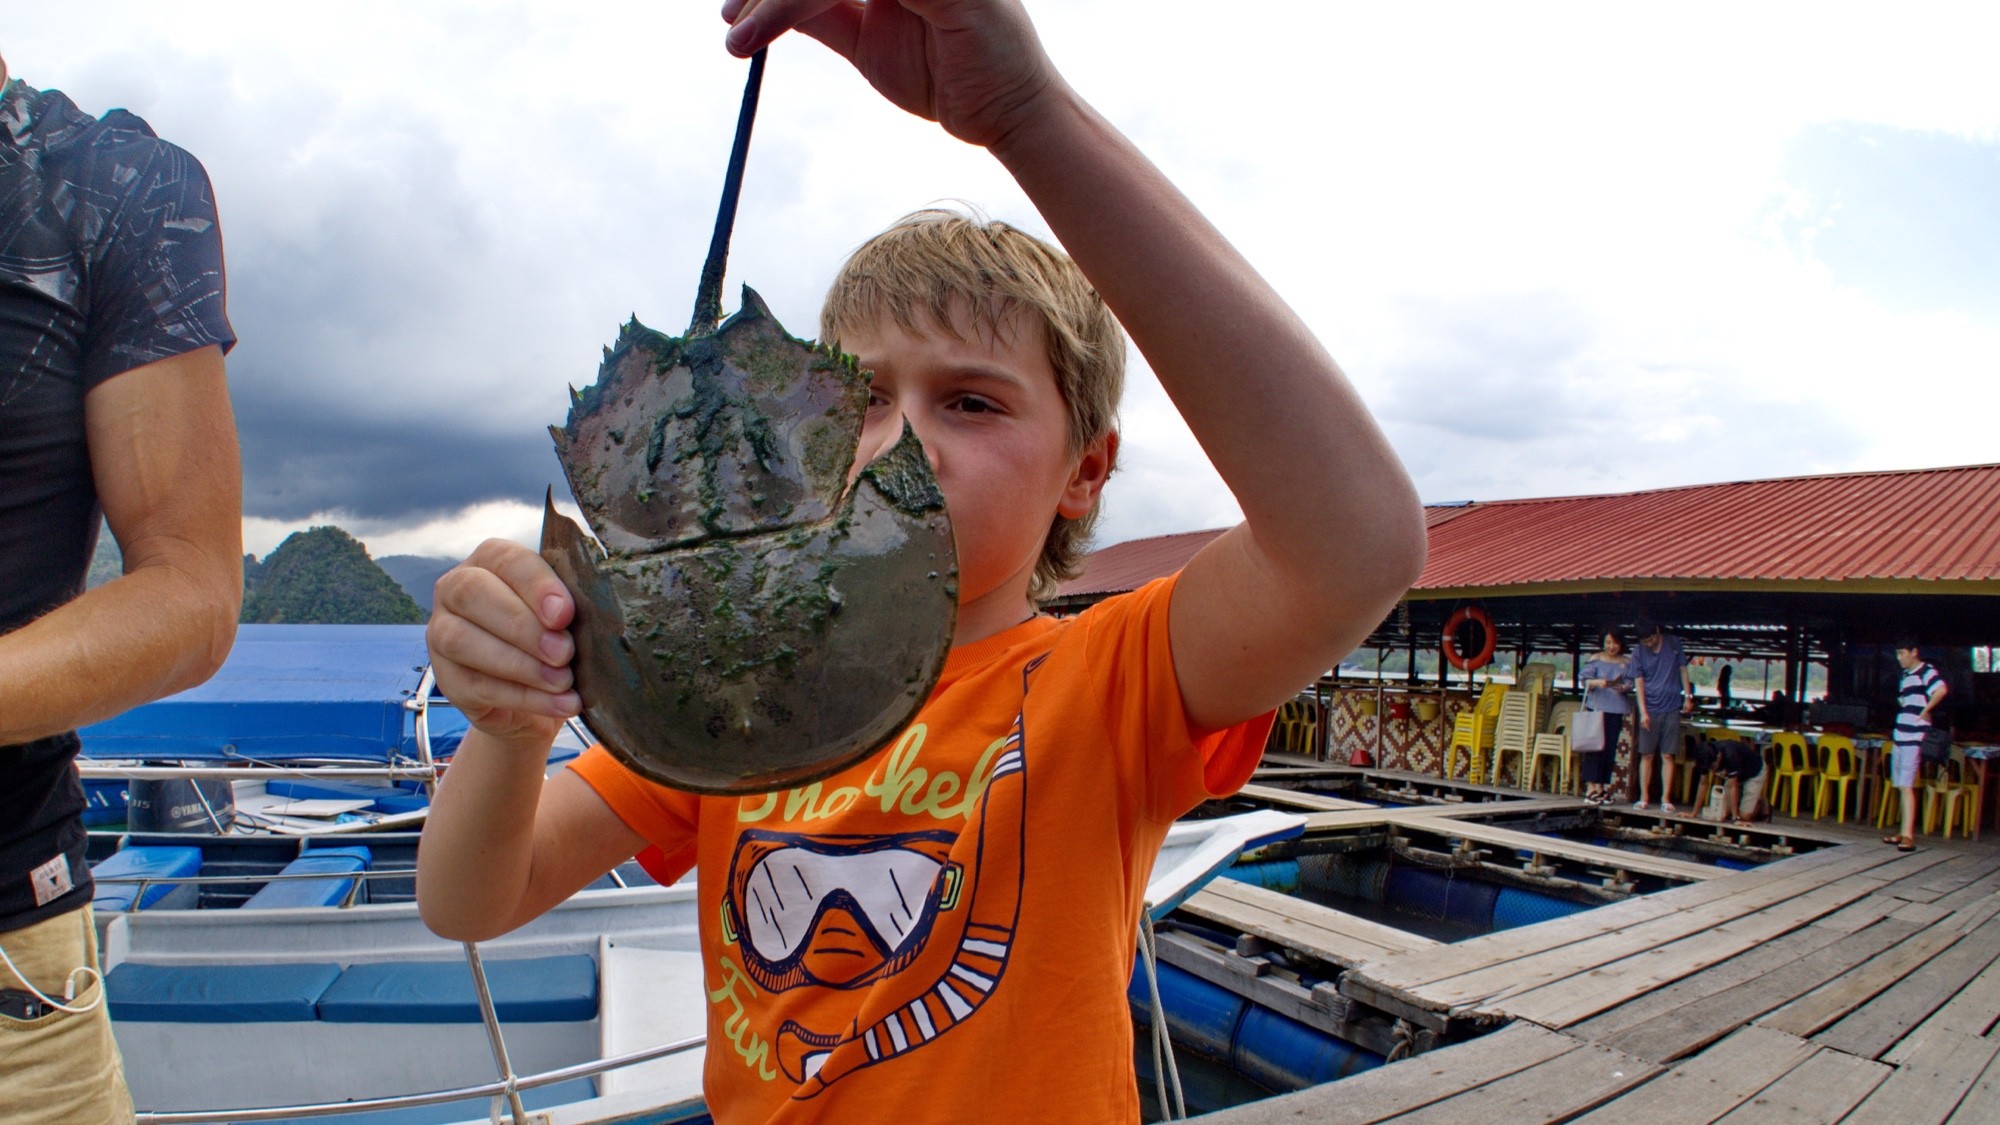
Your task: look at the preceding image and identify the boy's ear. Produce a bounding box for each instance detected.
[1057,431,1119,520]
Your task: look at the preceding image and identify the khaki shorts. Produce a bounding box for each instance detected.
[0,904,135,1125]
[1738,768,1768,817]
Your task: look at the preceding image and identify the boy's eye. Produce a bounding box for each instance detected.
[952,396,997,414]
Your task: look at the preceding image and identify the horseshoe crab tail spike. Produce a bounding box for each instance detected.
[689,47,769,338]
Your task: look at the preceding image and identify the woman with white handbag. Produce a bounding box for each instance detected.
[1575,632,1634,805]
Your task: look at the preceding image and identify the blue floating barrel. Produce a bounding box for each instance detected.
[1130,960,1248,1061]
[1302,853,1390,901]
[1226,860,1300,894]
[1385,866,1500,928]
[1232,1006,1384,1090]
[1490,886,1593,930]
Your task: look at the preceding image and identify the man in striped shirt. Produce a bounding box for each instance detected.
[1887,641,1948,851]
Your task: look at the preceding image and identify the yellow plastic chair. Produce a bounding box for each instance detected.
[1446,712,1488,784]
[1924,756,1974,839]
[1952,749,1984,840]
[1873,744,1902,830]
[1673,727,1715,807]
[1814,735,1861,824]
[1768,733,1819,819]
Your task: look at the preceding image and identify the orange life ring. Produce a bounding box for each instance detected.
[1443,606,1496,671]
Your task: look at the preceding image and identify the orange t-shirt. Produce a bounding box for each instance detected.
[570,575,1270,1124]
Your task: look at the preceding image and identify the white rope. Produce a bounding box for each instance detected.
[1138,913,1187,1120]
[0,939,104,1016]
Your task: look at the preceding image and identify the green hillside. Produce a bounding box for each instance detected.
[242,526,427,624]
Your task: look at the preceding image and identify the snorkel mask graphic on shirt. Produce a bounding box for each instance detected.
[723,830,961,993]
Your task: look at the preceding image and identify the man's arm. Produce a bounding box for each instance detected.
[1921,680,1948,723]
[726,0,1427,729]
[0,346,241,743]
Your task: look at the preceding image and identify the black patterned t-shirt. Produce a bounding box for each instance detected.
[0,77,235,931]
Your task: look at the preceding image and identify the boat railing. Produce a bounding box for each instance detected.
[76,760,439,782]
[96,860,631,910]
[132,1025,704,1124]
[128,913,688,1125]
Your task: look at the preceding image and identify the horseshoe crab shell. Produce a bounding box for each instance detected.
[542,287,957,794]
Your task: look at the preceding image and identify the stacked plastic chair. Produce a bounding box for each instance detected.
[1813,734,1860,824]
[1270,698,1320,758]
[1517,662,1559,697]
[1768,732,1819,819]
[1491,690,1547,789]
[1446,712,1488,784]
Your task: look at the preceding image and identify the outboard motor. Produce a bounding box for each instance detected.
[127,776,235,833]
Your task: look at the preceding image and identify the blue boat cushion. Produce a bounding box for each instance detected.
[240,846,373,910]
[106,962,342,1022]
[91,846,202,912]
[263,778,428,815]
[317,955,597,1023]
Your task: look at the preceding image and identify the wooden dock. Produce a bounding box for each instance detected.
[1195,776,2000,1124]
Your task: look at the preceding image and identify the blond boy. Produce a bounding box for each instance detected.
[417,2,1425,1121]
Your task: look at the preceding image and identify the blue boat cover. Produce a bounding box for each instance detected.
[264,779,430,815]
[239,846,373,911]
[106,962,343,1022]
[78,625,450,762]
[91,846,201,912]
[316,955,598,1023]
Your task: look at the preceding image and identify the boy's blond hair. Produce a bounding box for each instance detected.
[821,209,1124,602]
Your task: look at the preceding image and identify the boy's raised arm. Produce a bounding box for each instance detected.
[727,0,1427,730]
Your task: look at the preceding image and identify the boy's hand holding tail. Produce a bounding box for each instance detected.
[722,0,1058,150]
[428,540,581,749]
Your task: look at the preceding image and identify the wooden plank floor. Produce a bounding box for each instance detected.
[1198,807,2000,1124]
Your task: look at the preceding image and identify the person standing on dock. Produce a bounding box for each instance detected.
[1885,640,1947,852]
[0,57,242,1125]
[1628,619,1693,811]
[1576,631,1632,805]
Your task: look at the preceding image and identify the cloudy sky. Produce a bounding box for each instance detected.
[11,1,1998,560]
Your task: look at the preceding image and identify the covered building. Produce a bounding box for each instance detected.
[1050,463,2000,772]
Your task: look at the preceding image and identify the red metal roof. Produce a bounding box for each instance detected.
[1056,463,2000,601]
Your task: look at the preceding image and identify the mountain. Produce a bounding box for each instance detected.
[241,526,427,624]
[376,555,460,612]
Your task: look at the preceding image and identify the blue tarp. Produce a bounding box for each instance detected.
[79,625,451,762]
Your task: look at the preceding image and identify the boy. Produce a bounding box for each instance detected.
[1886,641,1946,852]
[416,2,1426,1121]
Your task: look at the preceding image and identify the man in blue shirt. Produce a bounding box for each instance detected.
[1628,619,1693,812]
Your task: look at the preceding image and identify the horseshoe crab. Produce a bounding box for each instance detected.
[537,50,954,794]
[542,293,957,794]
